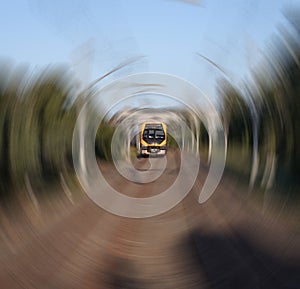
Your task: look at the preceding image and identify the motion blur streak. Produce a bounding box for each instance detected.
[0,8,300,289]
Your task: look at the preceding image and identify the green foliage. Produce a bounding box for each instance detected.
[0,64,77,200]
[0,61,120,203]
[95,121,115,161]
[219,79,252,147]
[167,133,178,149]
[199,122,209,147]
[219,9,300,187]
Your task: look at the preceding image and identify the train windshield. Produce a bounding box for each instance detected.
[155,130,165,139]
[143,129,165,142]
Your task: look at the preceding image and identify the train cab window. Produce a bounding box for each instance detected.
[155,130,165,139]
[148,130,155,139]
[143,129,155,140]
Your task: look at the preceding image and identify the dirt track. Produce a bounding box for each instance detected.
[0,150,299,288]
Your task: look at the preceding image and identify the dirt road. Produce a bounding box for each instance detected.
[0,150,299,288]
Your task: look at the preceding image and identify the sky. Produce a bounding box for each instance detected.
[0,0,298,104]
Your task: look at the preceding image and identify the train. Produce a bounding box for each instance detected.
[138,122,167,157]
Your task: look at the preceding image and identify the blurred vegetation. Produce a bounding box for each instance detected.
[0,62,113,204]
[218,10,300,191]
[167,133,179,149]
[0,64,74,200]
[95,121,115,161]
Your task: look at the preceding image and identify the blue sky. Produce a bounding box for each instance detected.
[0,0,298,100]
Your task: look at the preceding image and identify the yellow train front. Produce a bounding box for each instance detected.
[139,122,167,157]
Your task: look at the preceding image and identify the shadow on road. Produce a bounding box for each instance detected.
[106,257,144,289]
[180,229,300,289]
